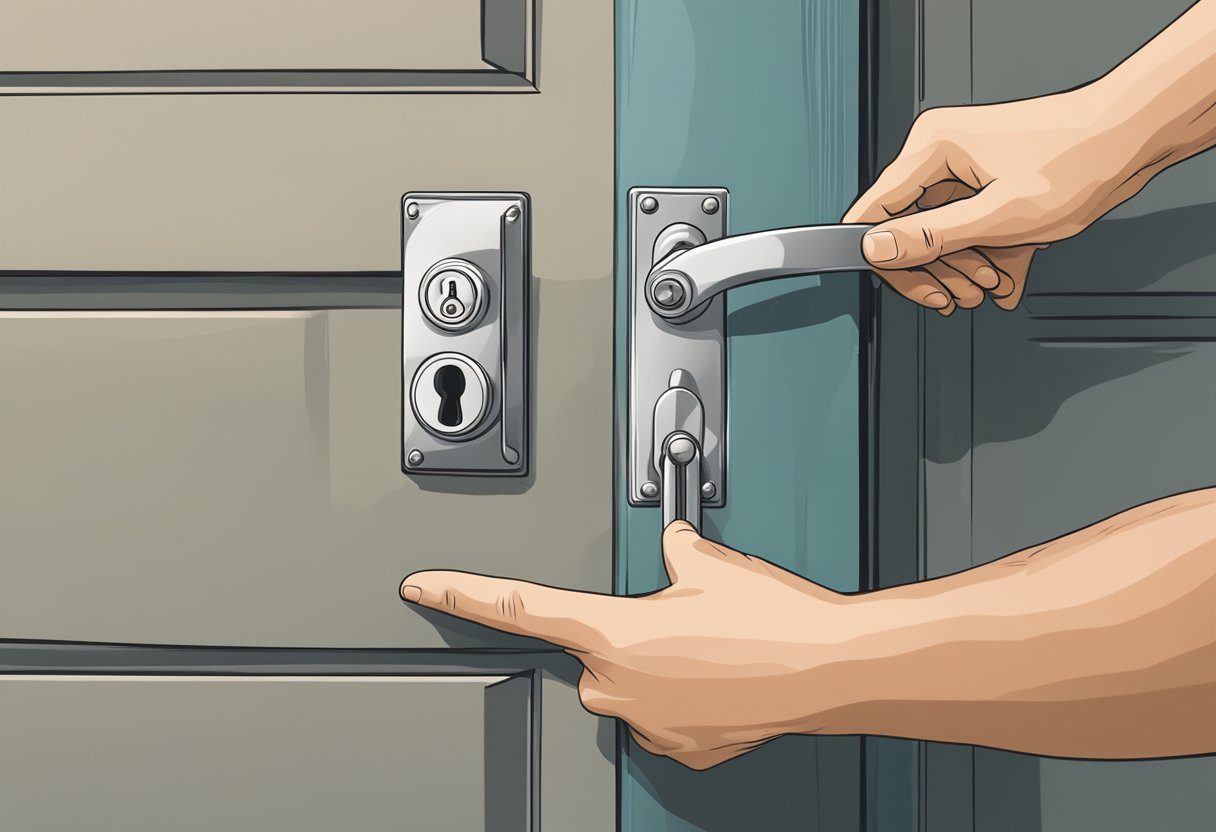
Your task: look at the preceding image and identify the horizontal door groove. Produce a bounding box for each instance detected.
[0,69,537,95]
[0,642,569,676]
[0,271,402,310]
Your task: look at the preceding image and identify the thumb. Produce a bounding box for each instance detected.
[861,186,1013,269]
[661,520,743,583]
[661,520,704,582]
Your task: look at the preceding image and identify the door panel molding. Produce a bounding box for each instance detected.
[0,0,536,94]
[0,272,401,310]
[0,643,614,832]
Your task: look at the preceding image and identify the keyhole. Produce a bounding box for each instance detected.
[434,364,466,427]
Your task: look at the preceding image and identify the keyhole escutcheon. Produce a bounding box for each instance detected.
[434,363,467,427]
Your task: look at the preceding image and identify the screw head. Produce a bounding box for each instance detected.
[406,449,424,467]
[640,481,659,499]
[701,196,720,215]
[639,196,659,214]
[505,206,521,224]
[700,481,717,500]
[406,202,420,220]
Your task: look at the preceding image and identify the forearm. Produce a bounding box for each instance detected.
[1089,0,1216,179]
[822,488,1216,758]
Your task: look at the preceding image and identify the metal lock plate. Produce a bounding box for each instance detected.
[628,188,728,507]
[402,192,529,476]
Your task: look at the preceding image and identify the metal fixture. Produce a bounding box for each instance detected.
[652,371,706,529]
[402,192,529,476]
[646,223,872,323]
[419,259,487,332]
[411,352,493,438]
[628,188,728,510]
[628,186,874,510]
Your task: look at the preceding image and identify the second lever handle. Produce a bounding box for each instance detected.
[661,432,702,531]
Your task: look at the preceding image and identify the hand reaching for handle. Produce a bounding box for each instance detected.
[402,521,854,771]
[846,0,1216,313]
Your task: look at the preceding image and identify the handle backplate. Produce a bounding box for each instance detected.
[627,187,727,507]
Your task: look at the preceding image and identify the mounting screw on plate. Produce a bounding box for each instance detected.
[406,202,420,220]
[701,197,720,215]
[640,481,659,499]
[504,206,521,224]
[701,481,717,500]
[640,196,659,214]
[406,449,424,467]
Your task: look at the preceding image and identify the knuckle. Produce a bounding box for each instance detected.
[910,106,958,139]
[494,588,526,623]
[677,754,719,772]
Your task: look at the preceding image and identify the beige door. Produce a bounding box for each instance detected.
[0,2,615,829]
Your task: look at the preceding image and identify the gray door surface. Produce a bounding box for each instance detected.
[0,2,615,829]
[872,0,1216,829]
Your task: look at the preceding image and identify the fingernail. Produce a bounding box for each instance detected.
[401,584,422,603]
[923,291,950,309]
[991,274,1015,298]
[973,266,998,289]
[863,230,899,263]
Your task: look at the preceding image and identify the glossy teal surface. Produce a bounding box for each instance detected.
[615,1,863,828]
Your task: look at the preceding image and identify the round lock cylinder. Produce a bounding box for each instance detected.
[410,352,495,439]
[419,259,488,331]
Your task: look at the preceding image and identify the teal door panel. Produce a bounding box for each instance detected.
[615,1,864,829]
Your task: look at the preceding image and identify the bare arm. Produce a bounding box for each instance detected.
[845,0,1216,313]
[402,489,1216,769]
[831,489,1216,758]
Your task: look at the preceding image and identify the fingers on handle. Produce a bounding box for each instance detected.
[861,189,1011,270]
[661,520,703,581]
[988,247,1038,310]
[874,268,957,315]
[400,570,612,651]
[941,250,1001,290]
[843,147,947,223]
[924,261,985,309]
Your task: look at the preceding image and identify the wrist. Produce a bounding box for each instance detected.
[1068,78,1169,177]
[790,590,936,737]
[796,584,1019,739]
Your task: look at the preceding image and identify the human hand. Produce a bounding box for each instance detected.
[845,87,1150,313]
[401,522,856,770]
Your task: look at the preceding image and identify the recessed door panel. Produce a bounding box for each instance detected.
[0,674,531,831]
[0,308,607,648]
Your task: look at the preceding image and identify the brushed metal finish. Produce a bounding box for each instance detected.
[647,223,874,321]
[402,193,528,476]
[628,187,727,507]
[661,433,702,530]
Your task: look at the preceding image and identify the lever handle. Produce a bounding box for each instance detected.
[661,432,701,531]
[646,223,874,321]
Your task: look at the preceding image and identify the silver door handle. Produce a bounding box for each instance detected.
[645,223,873,322]
[628,188,874,511]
